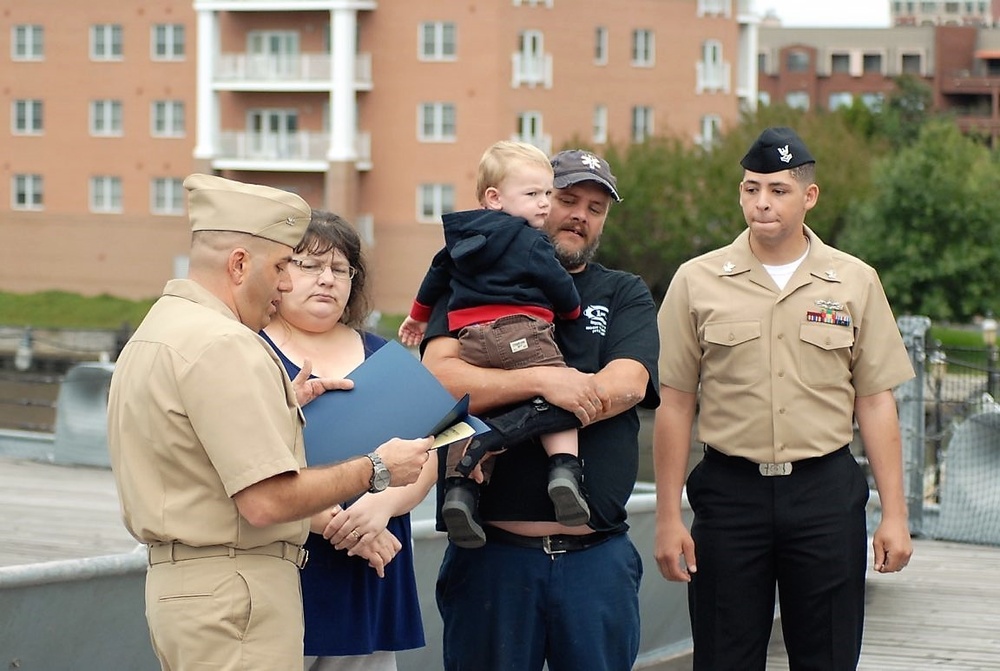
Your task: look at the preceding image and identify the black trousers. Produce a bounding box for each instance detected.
[686,446,870,671]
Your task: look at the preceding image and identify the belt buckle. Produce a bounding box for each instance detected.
[759,462,793,477]
[541,536,567,556]
[296,546,309,569]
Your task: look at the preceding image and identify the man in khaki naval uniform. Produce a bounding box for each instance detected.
[652,128,914,671]
[107,174,431,671]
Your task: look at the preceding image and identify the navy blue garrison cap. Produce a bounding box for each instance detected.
[740,127,815,173]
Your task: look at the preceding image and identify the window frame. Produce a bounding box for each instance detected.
[631,29,655,67]
[152,24,185,61]
[417,183,455,223]
[12,174,43,211]
[151,100,185,138]
[90,176,123,214]
[12,99,44,135]
[419,21,457,61]
[594,26,608,65]
[12,24,44,61]
[90,100,124,137]
[151,177,185,215]
[418,102,456,142]
[91,24,123,61]
[631,105,654,143]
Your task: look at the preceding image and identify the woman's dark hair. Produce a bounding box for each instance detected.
[294,210,372,328]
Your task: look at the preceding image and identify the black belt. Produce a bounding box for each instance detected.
[148,541,308,568]
[703,444,850,477]
[484,526,619,555]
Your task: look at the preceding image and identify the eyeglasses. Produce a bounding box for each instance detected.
[289,259,357,281]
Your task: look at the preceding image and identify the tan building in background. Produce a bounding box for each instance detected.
[1,0,756,314]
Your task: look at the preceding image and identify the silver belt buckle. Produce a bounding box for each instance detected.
[542,536,567,556]
[759,462,793,477]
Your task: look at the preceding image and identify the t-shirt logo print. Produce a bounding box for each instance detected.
[583,304,610,336]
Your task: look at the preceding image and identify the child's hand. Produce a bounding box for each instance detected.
[398,316,428,348]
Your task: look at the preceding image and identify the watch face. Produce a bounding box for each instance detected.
[372,467,391,492]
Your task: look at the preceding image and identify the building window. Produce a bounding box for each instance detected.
[593,105,608,144]
[828,92,854,110]
[517,111,549,153]
[91,100,123,136]
[785,91,810,110]
[152,24,185,60]
[698,0,731,15]
[758,51,769,76]
[514,29,549,87]
[698,40,727,92]
[151,178,185,215]
[831,53,850,74]
[632,106,654,143]
[632,29,655,67]
[419,21,456,61]
[418,103,456,142]
[594,26,608,65]
[247,31,299,79]
[12,174,43,210]
[901,53,923,75]
[417,184,455,223]
[863,53,883,74]
[91,24,123,60]
[861,93,884,111]
[920,1,937,11]
[151,101,185,137]
[12,25,43,60]
[786,50,809,72]
[699,114,722,149]
[13,100,43,134]
[512,0,554,5]
[90,176,123,213]
[944,1,960,11]
[758,91,771,106]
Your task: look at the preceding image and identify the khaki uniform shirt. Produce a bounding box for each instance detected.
[658,226,914,463]
[108,279,309,548]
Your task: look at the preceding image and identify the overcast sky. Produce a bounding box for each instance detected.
[757,0,891,27]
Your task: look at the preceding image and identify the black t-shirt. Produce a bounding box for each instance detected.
[424,261,660,534]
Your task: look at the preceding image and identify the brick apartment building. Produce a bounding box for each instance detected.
[0,0,756,314]
[758,21,1000,146]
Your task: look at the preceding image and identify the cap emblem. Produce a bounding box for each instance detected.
[581,153,601,170]
[778,145,793,164]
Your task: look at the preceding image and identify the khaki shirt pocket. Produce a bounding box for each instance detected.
[703,320,762,385]
[799,322,854,387]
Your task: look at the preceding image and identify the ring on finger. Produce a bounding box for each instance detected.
[350,529,361,541]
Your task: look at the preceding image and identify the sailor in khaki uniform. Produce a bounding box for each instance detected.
[107,174,431,671]
[652,128,914,671]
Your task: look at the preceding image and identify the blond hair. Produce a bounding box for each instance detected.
[475,140,553,205]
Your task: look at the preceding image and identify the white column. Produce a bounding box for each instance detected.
[328,8,357,162]
[193,8,217,160]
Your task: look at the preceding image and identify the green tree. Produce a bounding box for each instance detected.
[839,120,1000,321]
[596,106,883,302]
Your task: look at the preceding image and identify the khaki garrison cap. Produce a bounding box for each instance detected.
[183,173,311,248]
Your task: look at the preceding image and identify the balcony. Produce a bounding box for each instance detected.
[940,67,1000,95]
[509,133,552,156]
[214,52,372,90]
[511,53,553,89]
[696,61,732,94]
[213,130,372,171]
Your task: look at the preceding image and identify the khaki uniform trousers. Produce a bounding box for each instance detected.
[146,553,304,671]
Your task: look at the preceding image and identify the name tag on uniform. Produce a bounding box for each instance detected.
[759,462,793,477]
[509,338,529,353]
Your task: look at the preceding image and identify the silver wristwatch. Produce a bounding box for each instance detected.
[366,452,390,493]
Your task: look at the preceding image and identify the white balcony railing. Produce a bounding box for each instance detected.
[511,52,553,88]
[216,130,372,168]
[215,52,372,88]
[696,61,732,94]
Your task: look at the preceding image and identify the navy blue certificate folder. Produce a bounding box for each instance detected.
[302,340,489,466]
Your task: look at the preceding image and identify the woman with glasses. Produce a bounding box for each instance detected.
[262,210,434,671]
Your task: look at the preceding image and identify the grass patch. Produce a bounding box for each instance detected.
[0,291,156,329]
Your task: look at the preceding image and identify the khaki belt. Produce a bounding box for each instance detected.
[147,541,308,569]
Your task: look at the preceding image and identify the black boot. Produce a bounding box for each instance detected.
[547,454,590,526]
[441,477,486,548]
